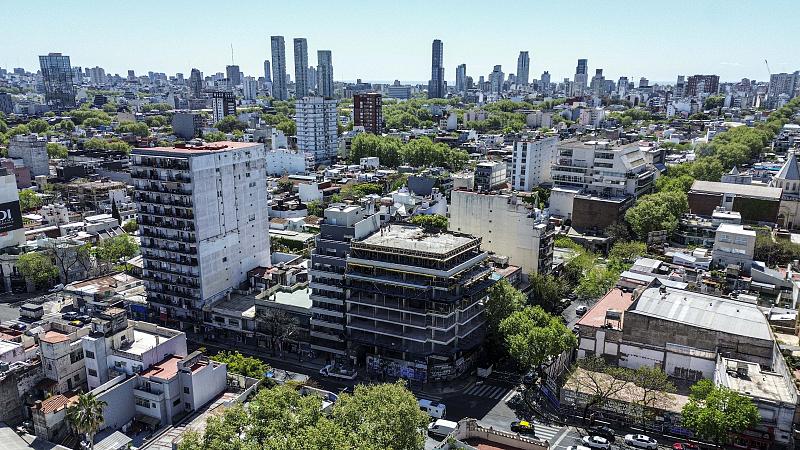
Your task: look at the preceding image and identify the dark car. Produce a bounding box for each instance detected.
[588,425,615,442]
[10,323,26,331]
[673,443,700,450]
[62,311,79,321]
[77,315,92,323]
[510,421,536,435]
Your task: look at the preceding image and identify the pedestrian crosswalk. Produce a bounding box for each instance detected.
[532,423,562,443]
[463,383,515,401]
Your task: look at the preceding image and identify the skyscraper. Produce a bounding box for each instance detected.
[131,141,270,330]
[39,53,76,110]
[686,74,719,96]
[263,60,271,82]
[768,72,798,106]
[189,68,203,98]
[455,64,467,93]
[211,91,236,123]
[293,38,309,97]
[541,71,551,94]
[489,65,504,95]
[428,39,445,98]
[317,50,334,98]
[307,66,317,92]
[225,65,241,87]
[516,51,530,86]
[675,75,685,98]
[573,58,588,95]
[270,36,288,100]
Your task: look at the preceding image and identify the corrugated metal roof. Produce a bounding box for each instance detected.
[690,180,782,200]
[631,287,772,341]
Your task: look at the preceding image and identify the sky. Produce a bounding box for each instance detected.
[2,0,798,84]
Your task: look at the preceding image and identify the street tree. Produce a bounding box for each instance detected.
[528,273,566,312]
[484,279,525,355]
[567,357,633,422]
[631,366,676,425]
[210,351,269,379]
[17,252,58,289]
[256,308,298,356]
[681,379,760,446]
[66,393,107,450]
[46,142,69,159]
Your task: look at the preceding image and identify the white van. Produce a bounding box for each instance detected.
[427,419,458,437]
[418,399,446,419]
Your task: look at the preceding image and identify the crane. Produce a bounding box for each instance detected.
[765,59,772,77]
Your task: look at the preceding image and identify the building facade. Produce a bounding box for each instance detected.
[353,92,382,134]
[428,39,445,99]
[39,53,76,110]
[8,133,49,177]
[317,50,334,99]
[131,142,270,331]
[511,136,558,191]
[293,38,309,97]
[270,36,288,101]
[295,96,338,166]
[516,51,530,86]
[211,91,236,124]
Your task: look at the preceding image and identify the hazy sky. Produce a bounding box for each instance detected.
[3,0,798,84]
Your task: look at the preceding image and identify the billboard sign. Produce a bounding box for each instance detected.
[0,200,22,233]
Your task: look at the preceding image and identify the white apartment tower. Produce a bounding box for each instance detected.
[511,136,558,191]
[295,96,338,166]
[131,142,271,331]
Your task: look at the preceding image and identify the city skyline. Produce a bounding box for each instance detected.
[4,0,798,84]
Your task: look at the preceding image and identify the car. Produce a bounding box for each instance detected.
[673,443,700,450]
[582,435,611,450]
[625,434,658,450]
[62,311,78,321]
[69,320,82,326]
[587,425,615,442]
[510,420,536,435]
[576,305,588,315]
[10,323,26,331]
[77,315,92,323]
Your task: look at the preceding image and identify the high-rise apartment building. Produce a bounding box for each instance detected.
[87,66,106,85]
[353,93,382,134]
[489,65,504,95]
[573,58,588,96]
[271,36,288,100]
[428,39,445,98]
[511,136,558,191]
[307,66,317,92]
[675,75,686,98]
[768,72,798,107]
[225,65,241,87]
[686,74,720,97]
[295,96,338,166]
[455,64,467,93]
[9,134,49,176]
[39,53,76,110]
[541,71,551,94]
[317,50,334,98]
[189,68,203,98]
[211,91,236,124]
[263,60,271,82]
[293,38,309,97]
[131,142,270,330]
[243,76,258,100]
[516,51,530,86]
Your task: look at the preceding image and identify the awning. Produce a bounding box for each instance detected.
[135,414,162,429]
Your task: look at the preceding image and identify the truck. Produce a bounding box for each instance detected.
[427,419,458,438]
[318,364,358,380]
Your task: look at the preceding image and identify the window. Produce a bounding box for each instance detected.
[135,397,150,408]
[85,351,95,359]
[173,398,181,406]
[73,374,80,382]
[88,369,98,377]
[184,387,190,394]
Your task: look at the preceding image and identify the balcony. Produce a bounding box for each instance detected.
[309,294,344,306]
[347,294,427,315]
[349,329,427,355]
[348,318,427,342]
[310,318,344,331]
[347,305,426,328]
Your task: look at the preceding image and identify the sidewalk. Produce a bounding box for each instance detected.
[187,335,328,374]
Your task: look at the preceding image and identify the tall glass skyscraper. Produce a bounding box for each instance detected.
[317,50,334,99]
[516,51,530,86]
[455,64,467,93]
[428,39,445,98]
[293,38,309,98]
[39,53,76,110]
[270,36,288,100]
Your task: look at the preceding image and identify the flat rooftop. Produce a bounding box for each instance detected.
[577,288,632,329]
[122,328,176,356]
[140,355,183,380]
[689,180,782,200]
[40,330,71,344]
[631,286,773,341]
[719,358,795,404]
[355,224,478,255]
[132,141,258,156]
[211,294,256,318]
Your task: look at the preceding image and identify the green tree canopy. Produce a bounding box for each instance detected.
[67,393,107,450]
[528,273,567,312]
[46,142,69,159]
[27,118,50,134]
[210,351,269,378]
[625,190,689,239]
[499,305,577,380]
[18,252,58,288]
[19,189,42,211]
[215,115,248,133]
[409,214,448,232]
[681,379,760,445]
[95,235,139,264]
[117,121,150,137]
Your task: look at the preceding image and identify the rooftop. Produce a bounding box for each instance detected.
[355,224,478,256]
[132,141,258,156]
[577,288,632,329]
[689,180,782,200]
[121,328,177,356]
[716,223,756,236]
[40,330,70,344]
[140,355,183,380]
[718,357,796,404]
[210,294,256,319]
[630,286,773,341]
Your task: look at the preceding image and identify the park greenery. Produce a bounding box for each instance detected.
[178,381,428,450]
[554,238,646,300]
[347,134,469,171]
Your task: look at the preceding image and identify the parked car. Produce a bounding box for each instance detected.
[69,320,82,326]
[582,435,611,450]
[587,425,615,442]
[576,305,588,316]
[673,443,700,450]
[10,323,26,331]
[625,434,658,450]
[510,420,536,435]
[419,399,446,419]
[62,311,78,321]
[77,315,92,323]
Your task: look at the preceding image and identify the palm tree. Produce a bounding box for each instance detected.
[66,393,107,450]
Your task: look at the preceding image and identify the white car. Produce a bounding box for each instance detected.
[624,434,658,449]
[576,305,588,315]
[566,446,592,450]
[582,435,611,450]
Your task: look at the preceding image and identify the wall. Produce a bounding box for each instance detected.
[95,375,136,432]
[571,196,625,231]
[181,361,227,413]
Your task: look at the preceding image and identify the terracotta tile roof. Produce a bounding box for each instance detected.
[39,394,69,414]
[40,331,70,344]
[577,288,633,329]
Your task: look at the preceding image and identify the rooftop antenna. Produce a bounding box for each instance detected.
[231,44,235,66]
